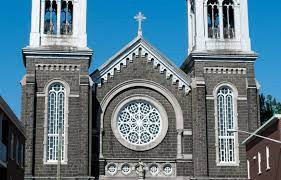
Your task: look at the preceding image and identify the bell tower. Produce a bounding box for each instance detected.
[22,0,93,178]
[187,0,252,53]
[182,0,260,179]
[30,0,87,47]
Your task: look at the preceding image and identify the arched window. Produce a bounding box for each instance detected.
[44,0,57,35]
[47,83,66,162]
[61,0,73,35]
[207,0,220,38]
[216,86,237,164]
[223,0,235,39]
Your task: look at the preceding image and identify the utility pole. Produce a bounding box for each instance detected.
[57,126,62,180]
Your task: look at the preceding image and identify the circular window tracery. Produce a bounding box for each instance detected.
[163,164,173,176]
[149,164,160,176]
[107,163,117,176]
[112,95,169,151]
[117,101,162,146]
[121,163,131,175]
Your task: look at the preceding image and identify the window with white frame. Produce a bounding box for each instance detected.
[207,0,220,38]
[223,0,235,39]
[216,86,237,164]
[46,83,66,162]
[266,146,270,170]
[43,0,73,35]
[205,0,236,39]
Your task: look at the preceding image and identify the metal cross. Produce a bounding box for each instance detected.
[134,12,146,37]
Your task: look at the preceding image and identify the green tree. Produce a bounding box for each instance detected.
[260,94,281,124]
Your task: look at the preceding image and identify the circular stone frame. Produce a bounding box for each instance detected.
[111,95,168,151]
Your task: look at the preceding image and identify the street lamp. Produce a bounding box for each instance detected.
[227,129,281,144]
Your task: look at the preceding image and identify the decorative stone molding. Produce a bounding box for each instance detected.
[93,37,191,95]
[104,161,176,177]
[35,64,80,72]
[204,67,247,75]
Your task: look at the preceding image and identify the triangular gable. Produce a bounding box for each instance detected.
[92,37,191,94]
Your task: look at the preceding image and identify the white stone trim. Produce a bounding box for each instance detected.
[35,64,80,72]
[258,152,262,174]
[93,37,191,95]
[99,79,184,158]
[266,146,270,170]
[183,129,192,136]
[204,67,247,75]
[111,95,168,151]
[43,79,70,165]
[247,160,250,179]
[213,82,240,166]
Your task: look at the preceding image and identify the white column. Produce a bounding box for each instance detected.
[187,0,193,53]
[79,0,87,47]
[40,0,46,36]
[177,129,183,159]
[203,3,208,40]
[234,5,241,41]
[240,0,251,51]
[30,0,42,47]
[219,2,224,39]
[57,0,62,35]
[194,0,206,51]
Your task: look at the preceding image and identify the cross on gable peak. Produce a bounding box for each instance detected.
[134,12,147,37]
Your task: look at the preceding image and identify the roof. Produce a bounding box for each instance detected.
[91,36,192,94]
[0,96,25,137]
[242,114,281,144]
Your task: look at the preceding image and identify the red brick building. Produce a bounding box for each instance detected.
[0,96,25,180]
[244,114,281,180]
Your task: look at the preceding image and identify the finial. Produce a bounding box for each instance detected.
[134,12,146,37]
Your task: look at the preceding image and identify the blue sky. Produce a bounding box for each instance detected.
[0,0,280,117]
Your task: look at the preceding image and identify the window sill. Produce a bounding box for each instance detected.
[216,162,240,167]
[44,161,68,165]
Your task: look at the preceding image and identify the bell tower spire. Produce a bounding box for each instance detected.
[187,0,252,53]
[30,0,88,48]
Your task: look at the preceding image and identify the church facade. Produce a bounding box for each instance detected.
[21,0,260,179]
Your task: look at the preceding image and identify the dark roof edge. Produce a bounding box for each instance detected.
[0,96,25,137]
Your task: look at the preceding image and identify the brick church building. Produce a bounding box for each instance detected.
[21,0,260,179]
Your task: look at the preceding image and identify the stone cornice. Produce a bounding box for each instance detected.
[35,64,80,72]
[204,67,247,75]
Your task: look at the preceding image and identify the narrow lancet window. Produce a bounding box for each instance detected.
[61,0,73,35]
[44,0,58,35]
[217,86,236,163]
[47,83,65,162]
[207,0,220,38]
[223,0,235,39]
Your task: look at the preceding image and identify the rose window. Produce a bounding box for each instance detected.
[117,101,162,146]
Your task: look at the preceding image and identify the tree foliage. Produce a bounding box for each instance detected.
[260,94,281,125]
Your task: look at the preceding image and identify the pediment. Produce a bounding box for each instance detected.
[92,37,191,94]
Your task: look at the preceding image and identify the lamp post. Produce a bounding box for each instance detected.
[228,129,281,144]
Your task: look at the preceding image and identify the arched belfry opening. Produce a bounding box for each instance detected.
[61,0,73,35]
[207,0,220,39]
[44,0,57,35]
[223,0,235,39]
